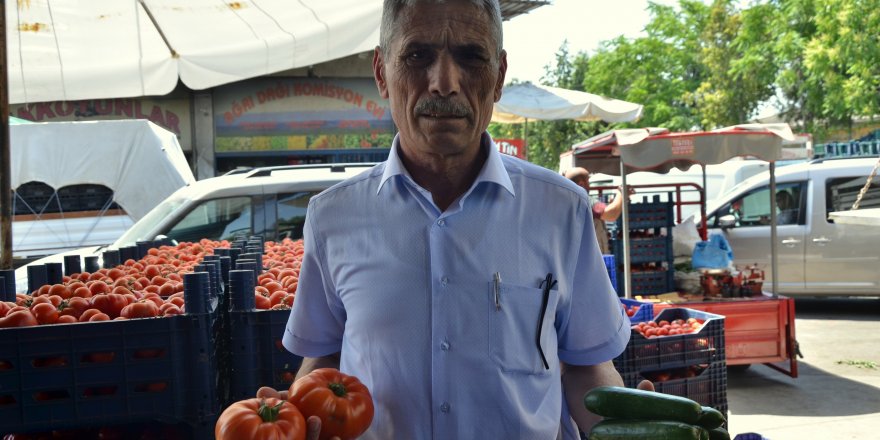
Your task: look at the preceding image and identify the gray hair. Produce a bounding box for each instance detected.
[379,0,504,56]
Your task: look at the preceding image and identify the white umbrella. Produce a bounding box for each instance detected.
[492,82,643,124]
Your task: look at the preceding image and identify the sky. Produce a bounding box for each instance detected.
[501,0,680,85]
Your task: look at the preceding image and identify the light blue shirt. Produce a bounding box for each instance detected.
[283,133,630,439]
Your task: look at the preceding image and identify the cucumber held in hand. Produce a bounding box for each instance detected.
[707,426,731,440]
[589,419,709,440]
[697,406,727,430]
[584,386,702,425]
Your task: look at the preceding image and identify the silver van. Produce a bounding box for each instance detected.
[703,157,880,297]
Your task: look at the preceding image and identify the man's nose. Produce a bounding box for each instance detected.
[428,52,462,97]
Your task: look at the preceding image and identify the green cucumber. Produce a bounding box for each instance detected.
[707,427,731,440]
[584,386,703,424]
[588,419,708,440]
[697,406,726,429]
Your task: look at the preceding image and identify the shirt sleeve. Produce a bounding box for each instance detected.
[282,202,347,357]
[556,203,630,366]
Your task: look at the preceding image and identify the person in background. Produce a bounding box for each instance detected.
[564,167,631,254]
[283,1,645,438]
[776,190,797,225]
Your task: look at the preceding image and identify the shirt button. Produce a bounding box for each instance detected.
[441,341,450,351]
[440,402,450,413]
[441,277,448,286]
[437,219,445,226]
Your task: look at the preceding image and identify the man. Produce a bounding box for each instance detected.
[283,1,633,438]
[564,167,630,254]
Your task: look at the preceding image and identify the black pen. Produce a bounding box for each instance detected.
[536,273,555,370]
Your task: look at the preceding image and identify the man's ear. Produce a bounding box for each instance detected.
[373,46,389,99]
[493,49,508,103]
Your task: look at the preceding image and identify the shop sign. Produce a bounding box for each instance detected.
[10,98,192,151]
[213,78,395,152]
[495,138,526,159]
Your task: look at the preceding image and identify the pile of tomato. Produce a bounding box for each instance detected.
[632,317,705,338]
[0,238,307,328]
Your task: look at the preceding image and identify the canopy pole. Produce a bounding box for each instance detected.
[523,118,528,156]
[701,164,708,240]
[620,161,632,299]
[769,162,778,298]
[1,1,13,270]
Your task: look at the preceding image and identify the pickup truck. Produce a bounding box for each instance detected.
[703,157,880,297]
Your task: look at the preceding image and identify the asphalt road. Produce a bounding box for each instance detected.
[725,297,880,440]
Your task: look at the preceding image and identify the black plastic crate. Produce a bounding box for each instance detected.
[622,361,728,419]
[0,313,221,435]
[614,308,725,374]
[226,309,302,405]
[616,201,674,230]
[612,235,673,264]
[627,268,675,296]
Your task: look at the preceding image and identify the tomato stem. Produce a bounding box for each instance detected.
[258,399,284,423]
[328,382,347,397]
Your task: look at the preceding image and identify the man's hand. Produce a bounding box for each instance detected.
[306,416,341,440]
[636,379,655,392]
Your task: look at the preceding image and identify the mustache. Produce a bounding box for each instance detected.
[414,97,472,118]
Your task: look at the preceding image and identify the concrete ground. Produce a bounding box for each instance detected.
[725,297,880,440]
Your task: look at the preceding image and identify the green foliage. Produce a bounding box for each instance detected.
[495,0,880,168]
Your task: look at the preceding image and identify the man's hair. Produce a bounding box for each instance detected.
[379,0,504,57]
[564,167,590,184]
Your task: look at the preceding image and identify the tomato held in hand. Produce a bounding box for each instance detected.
[215,397,306,440]
[288,368,374,440]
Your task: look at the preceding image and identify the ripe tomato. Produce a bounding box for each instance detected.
[254,293,271,310]
[90,293,129,318]
[56,315,78,324]
[215,397,306,440]
[0,310,39,328]
[287,368,374,440]
[48,284,72,299]
[31,302,59,325]
[120,300,160,319]
[79,308,104,322]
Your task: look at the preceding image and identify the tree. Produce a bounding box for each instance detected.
[489,41,603,171]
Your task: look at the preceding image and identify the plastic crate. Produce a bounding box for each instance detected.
[616,201,674,230]
[226,309,303,405]
[614,308,725,374]
[612,235,673,264]
[629,268,675,295]
[602,255,617,292]
[0,313,221,435]
[622,361,728,420]
[619,298,653,324]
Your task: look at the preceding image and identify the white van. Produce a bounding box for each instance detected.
[702,157,880,297]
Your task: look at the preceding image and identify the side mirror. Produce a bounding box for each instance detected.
[154,234,178,247]
[718,215,737,229]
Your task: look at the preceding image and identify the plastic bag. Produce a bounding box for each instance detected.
[692,233,734,269]
[673,216,702,257]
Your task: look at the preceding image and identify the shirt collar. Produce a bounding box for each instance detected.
[377,133,515,197]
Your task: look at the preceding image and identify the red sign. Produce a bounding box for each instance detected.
[495,138,526,159]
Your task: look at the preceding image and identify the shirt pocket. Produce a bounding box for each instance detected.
[488,281,560,375]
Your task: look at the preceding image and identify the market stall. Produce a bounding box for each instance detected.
[562,123,800,377]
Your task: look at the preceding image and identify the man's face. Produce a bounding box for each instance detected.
[373,1,507,159]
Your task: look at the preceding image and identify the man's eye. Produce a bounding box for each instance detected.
[406,50,430,62]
